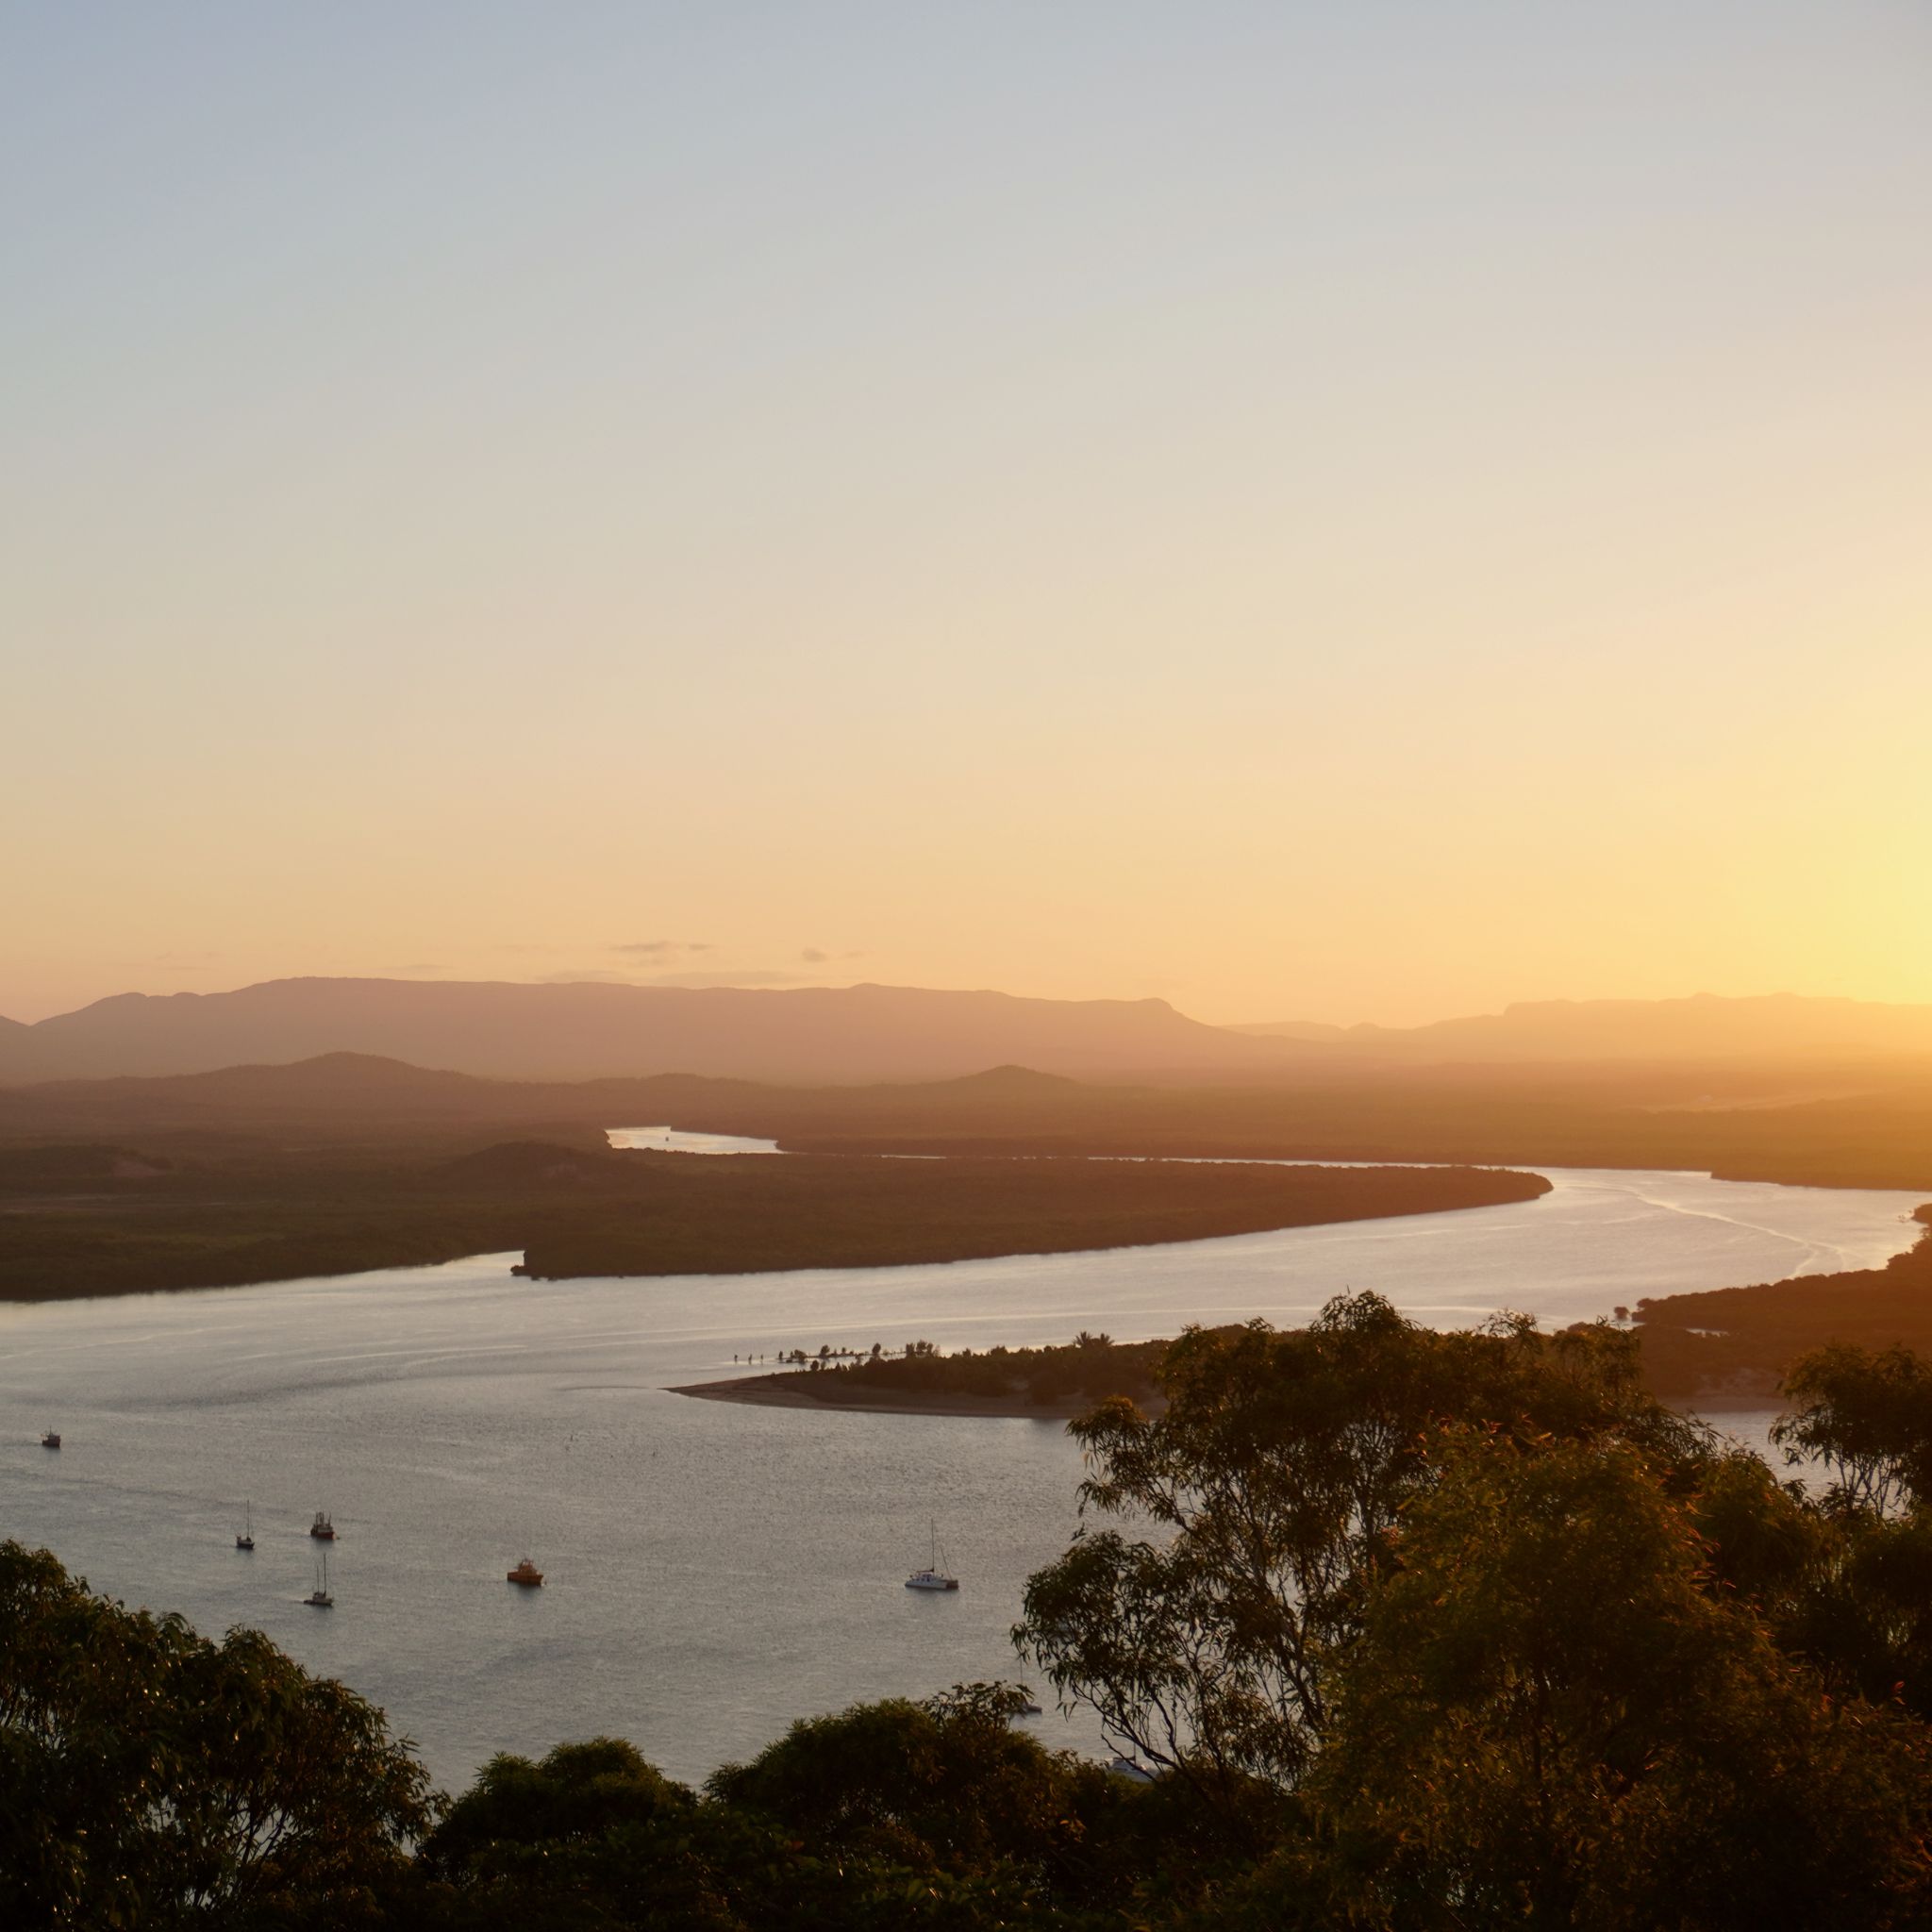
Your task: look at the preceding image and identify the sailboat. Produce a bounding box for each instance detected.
[306,1549,333,1608]
[236,1502,255,1552]
[905,1521,959,1591]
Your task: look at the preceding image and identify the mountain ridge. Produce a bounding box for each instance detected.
[1229,992,1932,1064]
[0,976,1300,1086]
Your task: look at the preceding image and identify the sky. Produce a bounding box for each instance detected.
[3,2,1929,1027]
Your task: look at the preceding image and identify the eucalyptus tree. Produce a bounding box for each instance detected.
[1311,1431,1932,1930]
[0,1541,432,1929]
[1014,1293,1707,1813]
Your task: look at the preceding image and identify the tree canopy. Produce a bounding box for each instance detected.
[11,1301,1932,1927]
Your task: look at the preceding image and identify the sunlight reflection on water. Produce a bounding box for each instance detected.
[0,1164,1919,1790]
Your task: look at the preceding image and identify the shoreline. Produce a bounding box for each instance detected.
[670,1368,1777,1422]
[667,1373,1130,1420]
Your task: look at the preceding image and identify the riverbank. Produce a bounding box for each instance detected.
[1635,1206,1932,1397]
[678,1206,1932,1417]
[0,1140,1551,1300]
[667,1374,1124,1420]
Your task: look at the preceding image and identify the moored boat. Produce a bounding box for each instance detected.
[306,1550,333,1607]
[905,1520,958,1591]
[40,1429,60,1450]
[507,1557,543,1587]
[309,1510,335,1541]
[236,1500,255,1552]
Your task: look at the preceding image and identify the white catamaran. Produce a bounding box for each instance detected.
[905,1522,958,1591]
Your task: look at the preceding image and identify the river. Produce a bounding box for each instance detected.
[0,1151,1921,1790]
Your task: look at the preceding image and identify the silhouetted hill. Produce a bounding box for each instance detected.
[1230,993,1932,1065]
[928,1064,1086,1096]
[0,978,1299,1085]
[12,1046,1932,1190]
[438,1141,624,1188]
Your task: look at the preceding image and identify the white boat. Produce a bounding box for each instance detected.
[905,1521,958,1591]
[305,1549,333,1608]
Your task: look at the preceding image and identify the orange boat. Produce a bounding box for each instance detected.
[507,1557,543,1587]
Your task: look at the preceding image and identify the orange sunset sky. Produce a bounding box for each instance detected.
[4,4,1929,1027]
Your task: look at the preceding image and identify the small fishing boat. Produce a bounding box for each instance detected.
[507,1557,543,1588]
[40,1429,60,1450]
[236,1502,255,1552]
[905,1521,958,1591]
[309,1510,335,1541]
[305,1550,333,1608]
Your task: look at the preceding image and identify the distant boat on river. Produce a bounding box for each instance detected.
[507,1557,543,1587]
[236,1501,254,1552]
[40,1428,61,1450]
[905,1522,958,1591]
[309,1510,335,1541]
[306,1550,333,1607]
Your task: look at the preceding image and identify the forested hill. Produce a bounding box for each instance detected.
[8,1049,1932,1190]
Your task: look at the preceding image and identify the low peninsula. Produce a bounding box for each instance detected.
[673,1332,1171,1419]
[678,1204,1932,1418]
[1634,1205,1932,1399]
[0,1139,1549,1300]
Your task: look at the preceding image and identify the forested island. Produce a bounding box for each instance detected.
[14,1303,1932,1927]
[0,1137,1546,1301]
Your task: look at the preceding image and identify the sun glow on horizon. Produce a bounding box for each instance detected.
[2,2,1928,1028]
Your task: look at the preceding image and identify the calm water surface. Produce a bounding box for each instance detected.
[0,1158,1921,1790]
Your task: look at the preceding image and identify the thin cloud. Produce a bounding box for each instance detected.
[647,968,821,989]
[612,940,714,959]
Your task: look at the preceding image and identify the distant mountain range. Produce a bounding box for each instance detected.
[1230,994,1932,1064]
[6,980,1931,1090]
[0,977,1298,1086]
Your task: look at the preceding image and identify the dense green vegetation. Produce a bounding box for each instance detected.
[801,1330,1170,1410]
[0,1541,431,1927]
[0,1141,1545,1300]
[16,1303,1932,1925]
[735,1207,1932,1414]
[756,1075,1932,1191]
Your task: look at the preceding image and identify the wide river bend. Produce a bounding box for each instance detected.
[0,1149,1922,1788]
